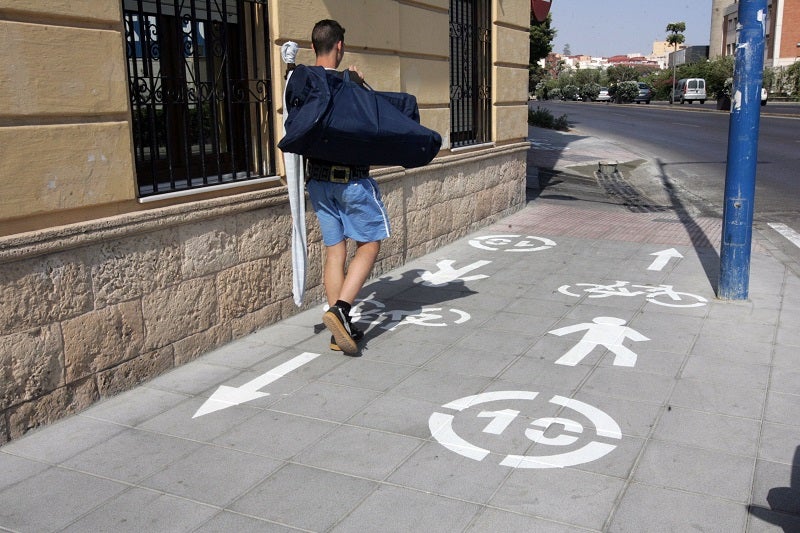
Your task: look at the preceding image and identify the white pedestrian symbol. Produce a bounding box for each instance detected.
[417,260,491,287]
[548,317,650,367]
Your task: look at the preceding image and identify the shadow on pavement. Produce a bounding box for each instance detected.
[653,157,721,288]
[315,267,478,355]
[748,445,800,532]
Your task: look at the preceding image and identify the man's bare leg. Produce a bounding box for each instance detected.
[322,240,380,354]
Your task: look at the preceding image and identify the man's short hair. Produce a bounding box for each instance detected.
[312,19,345,55]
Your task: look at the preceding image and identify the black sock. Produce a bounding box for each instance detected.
[334,300,352,317]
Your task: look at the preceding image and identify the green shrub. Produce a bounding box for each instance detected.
[616,80,639,103]
[580,82,601,102]
[528,106,569,131]
[562,84,580,101]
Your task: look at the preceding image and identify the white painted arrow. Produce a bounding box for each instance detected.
[647,248,683,271]
[193,352,320,418]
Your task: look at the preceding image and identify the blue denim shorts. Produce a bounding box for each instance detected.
[307,177,391,246]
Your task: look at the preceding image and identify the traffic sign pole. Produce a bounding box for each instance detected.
[718,0,767,300]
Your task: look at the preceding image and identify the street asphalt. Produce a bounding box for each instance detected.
[1,127,798,532]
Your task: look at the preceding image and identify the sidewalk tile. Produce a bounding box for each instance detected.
[145,361,242,396]
[608,483,746,533]
[210,410,337,459]
[61,428,202,484]
[387,441,510,503]
[0,467,128,532]
[496,356,593,395]
[294,425,422,480]
[490,467,625,530]
[764,391,800,426]
[193,512,296,532]
[570,391,664,438]
[80,386,189,427]
[747,509,800,533]
[680,355,770,390]
[347,393,442,439]
[758,423,800,464]
[60,487,218,532]
[140,444,281,506]
[0,452,49,491]
[359,336,450,366]
[669,378,766,419]
[579,367,674,404]
[751,459,800,516]
[333,484,480,533]
[465,508,588,533]
[138,397,261,443]
[773,345,800,371]
[633,440,754,502]
[653,407,760,456]
[391,368,492,405]
[230,463,377,531]
[0,415,127,464]
[691,334,773,365]
[423,346,522,379]
[770,368,800,395]
[319,358,418,392]
[199,336,287,369]
[268,381,380,423]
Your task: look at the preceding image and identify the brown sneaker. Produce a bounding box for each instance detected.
[323,305,358,355]
[329,324,364,352]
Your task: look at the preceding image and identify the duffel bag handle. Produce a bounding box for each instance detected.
[342,69,373,91]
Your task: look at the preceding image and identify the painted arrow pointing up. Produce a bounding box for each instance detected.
[647,248,683,271]
[193,352,320,418]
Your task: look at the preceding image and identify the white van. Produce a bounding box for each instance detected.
[671,78,706,104]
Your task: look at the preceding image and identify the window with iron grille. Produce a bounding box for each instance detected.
[449,0,492,148]
[123,0,276,198]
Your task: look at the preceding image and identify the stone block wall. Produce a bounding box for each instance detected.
[0,144,527,444]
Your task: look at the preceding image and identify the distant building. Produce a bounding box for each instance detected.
[559,54,608,70]
[606,55,661,69]
[668,45,710,67]
[710,0,800,67]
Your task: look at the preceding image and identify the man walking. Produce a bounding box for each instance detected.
[306,19,391,355]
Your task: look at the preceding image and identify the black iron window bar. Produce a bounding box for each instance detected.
[123,0,275,197]
[449,0,492,149]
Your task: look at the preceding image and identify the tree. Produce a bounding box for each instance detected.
[786,61,800,97]
[529,13,557,93]
[563,43,572,56]
[606,65,641,84]
[666,22,686,103]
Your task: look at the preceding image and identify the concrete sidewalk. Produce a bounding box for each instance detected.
[2,133,799,532]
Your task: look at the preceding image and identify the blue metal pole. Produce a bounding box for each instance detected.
[718,0,767,300]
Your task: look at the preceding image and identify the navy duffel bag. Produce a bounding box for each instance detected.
[279,65,442,168]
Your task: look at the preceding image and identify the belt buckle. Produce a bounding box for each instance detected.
[329,166,351,183]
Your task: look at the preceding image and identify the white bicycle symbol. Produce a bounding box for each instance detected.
[351,293,470,331]
[557,281,708,308]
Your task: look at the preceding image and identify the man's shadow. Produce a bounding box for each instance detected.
[315,267,478,354]
[748,445,800,531]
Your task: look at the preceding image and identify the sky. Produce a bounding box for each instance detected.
[547,1,712,58]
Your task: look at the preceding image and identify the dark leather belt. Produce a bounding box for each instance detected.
[307,161,369,183]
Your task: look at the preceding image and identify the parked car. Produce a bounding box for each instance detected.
[596,87,612,102]
[670,78,706,104]
[633,82,653,104]
[761,87,768,106]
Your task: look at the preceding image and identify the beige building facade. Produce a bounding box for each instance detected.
[0,0,531,443]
